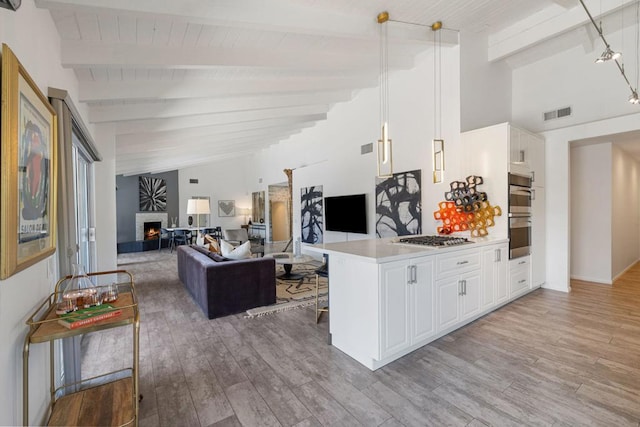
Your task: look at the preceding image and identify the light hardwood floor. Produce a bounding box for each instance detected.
[82,251,640,426]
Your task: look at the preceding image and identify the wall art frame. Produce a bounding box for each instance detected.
[139,176,167,211]
[218,200,235,217]
[300,185,323,244]
[1,44,58,279]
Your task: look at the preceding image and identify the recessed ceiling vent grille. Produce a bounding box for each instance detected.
[544,106,572,121]
[361,143,373,155]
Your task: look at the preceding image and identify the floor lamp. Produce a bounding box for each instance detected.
[187,198,210,244]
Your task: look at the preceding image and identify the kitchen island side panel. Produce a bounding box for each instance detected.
[329,255,380,369]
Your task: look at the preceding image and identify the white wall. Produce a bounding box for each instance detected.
[0,2,90,425]
[179,156,253,231]
[237,46,462,246]
[512,25,640,134]
[570,143,612,283]
[542,113,640,292]
[459,30,512,132]
[611,144,640,279]
[93,124,118,271]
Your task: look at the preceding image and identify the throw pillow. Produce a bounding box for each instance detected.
[204,234,220,254]
[220,239,252,260]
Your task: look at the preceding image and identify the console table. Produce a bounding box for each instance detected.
[266,252,313,280]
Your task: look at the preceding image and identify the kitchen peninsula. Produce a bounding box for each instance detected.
[307,236,537,370]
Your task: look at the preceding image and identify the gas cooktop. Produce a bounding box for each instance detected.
[396,235,473,247]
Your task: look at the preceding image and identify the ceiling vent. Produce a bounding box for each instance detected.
[543,106,572,121]
[0,0,21,10]
[361,143,373,155]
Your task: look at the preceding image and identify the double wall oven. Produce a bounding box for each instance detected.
[508,173,532,259]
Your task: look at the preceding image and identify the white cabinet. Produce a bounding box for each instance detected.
[529,134,545,187]
[531,186,546,288]
[435,249,482,332]
[379,256,434,359]
[509,126,530,171]
[460,271,482,320]
[482,244,509,307]
[510,255,531,298]
[313,239,515,371]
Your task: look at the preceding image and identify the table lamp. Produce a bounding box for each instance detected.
[187,198,210,244]
[237,207,251,225]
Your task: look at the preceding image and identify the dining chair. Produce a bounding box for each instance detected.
[173,229,191,247]
[158,228,174,252]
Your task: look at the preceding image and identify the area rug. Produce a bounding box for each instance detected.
[246,263,328,318]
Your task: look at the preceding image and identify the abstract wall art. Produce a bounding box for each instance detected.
[139,176,167,211]
[1,44,58,279]
[300,185,323,244]
[218,200,235,217]
[375,169,422,238]
[433,175,502,236]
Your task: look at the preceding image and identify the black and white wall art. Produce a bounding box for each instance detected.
[139,176,167,211]
[375,169,422,237]
[300,185,323,244]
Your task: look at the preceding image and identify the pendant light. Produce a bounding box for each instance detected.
[432,21,445,183]
[377,11,393,178]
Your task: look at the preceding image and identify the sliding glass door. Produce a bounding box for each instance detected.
[73,140,94,273]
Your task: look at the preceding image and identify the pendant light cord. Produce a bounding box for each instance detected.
[379,21,390,134]
[433,28,442,139]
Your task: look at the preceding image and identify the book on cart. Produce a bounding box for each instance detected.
[57,304,122,329]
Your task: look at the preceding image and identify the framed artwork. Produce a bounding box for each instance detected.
[301,185,323,244]
[1,44,58,279]
[218,200,235,217]
[139,176,167,211]
[375,169,422,238]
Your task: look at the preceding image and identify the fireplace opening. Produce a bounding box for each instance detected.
[144,221,162,240]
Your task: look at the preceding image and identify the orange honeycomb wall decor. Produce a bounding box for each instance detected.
[433,176,502,236]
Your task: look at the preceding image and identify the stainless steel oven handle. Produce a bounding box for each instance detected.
[509,220,531,228]
[510,189,532,196]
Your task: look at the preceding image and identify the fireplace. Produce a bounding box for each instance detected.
[144,221,161,240]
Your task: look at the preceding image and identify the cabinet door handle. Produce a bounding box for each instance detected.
[531,171,535,183]
[530,188,536,201]
[518,260,526,265]
[412,265,417,284]
[458,280,463,296]
[518,279,526,284]
[495,249,501,262]
[407,266,413,284]
[457,260,469,265]
[463,280,467,296]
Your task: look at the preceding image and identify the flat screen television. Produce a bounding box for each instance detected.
[324,194,367,234]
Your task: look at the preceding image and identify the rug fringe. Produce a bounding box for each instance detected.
[245,296,327,318]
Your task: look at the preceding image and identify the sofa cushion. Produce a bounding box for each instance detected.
[204,234,221,254]
[221,240,252,260]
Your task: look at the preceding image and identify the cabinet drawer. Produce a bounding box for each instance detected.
[436,249,481,278]
[510,267,530,294]
[510,256,530,270]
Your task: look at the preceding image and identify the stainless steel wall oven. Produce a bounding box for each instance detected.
[508,173,532,259]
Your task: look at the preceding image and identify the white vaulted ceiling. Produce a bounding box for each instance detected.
[33,0,634,175]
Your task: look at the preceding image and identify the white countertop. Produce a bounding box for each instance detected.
[306,235,508,263]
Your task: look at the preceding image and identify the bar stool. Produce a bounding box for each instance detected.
[315,255,329,323]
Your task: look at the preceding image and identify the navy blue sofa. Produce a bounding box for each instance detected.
[177,245,276,319]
